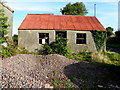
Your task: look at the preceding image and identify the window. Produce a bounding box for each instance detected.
[56,31,67,38]
[76,33,86,44]
[39,33,49,44]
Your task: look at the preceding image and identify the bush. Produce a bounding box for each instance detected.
[42,35,71,56]
[12,34,18,44]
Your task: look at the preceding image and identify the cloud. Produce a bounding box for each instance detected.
[6,2,62,11]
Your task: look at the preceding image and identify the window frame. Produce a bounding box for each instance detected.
[76,33,86,44]
[39,33,49,44]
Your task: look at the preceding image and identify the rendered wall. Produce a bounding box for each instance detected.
[18,30,97,53]
[0,3,14,40]
[18,30,55,52]
[67,30,97,53]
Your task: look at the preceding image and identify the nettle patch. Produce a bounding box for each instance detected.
[91,30,107,52]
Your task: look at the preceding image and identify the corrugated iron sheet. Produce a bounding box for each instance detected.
[18,14,106,31]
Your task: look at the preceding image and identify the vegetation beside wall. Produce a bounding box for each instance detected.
[91,30,107,52]
[1,41,33,58]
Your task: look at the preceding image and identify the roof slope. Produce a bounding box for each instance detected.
[18,14,106,31]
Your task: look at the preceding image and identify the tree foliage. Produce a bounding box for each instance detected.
[60,2,88,16]
[106,27,114,37]
[0,9,9,43]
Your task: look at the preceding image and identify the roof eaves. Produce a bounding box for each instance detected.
[0,2,14,13]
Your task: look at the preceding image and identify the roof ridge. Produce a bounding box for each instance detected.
[27,14,96,17]
[28,14,54,15]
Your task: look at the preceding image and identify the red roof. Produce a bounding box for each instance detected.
[18,14,106,31]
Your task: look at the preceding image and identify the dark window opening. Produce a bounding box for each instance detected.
[56,31,67,38]
[76,33,86,44]
[39,33,49,44]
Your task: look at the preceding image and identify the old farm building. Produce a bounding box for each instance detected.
[18,14,106,53]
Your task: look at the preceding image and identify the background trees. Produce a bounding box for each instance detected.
[60,2,88,16]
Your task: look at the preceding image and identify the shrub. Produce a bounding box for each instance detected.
[12,34,18,44]
[42,35,71,56]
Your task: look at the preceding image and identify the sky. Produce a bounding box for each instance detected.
[2,0,119,35]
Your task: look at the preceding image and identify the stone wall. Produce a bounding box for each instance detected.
[18,30,97,53]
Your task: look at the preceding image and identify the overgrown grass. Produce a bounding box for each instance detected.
[66,51,120,66]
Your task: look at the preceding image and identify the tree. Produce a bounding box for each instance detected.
[106,27,114,37]
[60,2,88,16]
[0,9,9,43]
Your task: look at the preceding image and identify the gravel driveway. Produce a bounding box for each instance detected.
[1,54,78,88]
[1,54,120,88]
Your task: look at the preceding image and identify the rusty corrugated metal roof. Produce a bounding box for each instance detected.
[18,14,106,31]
